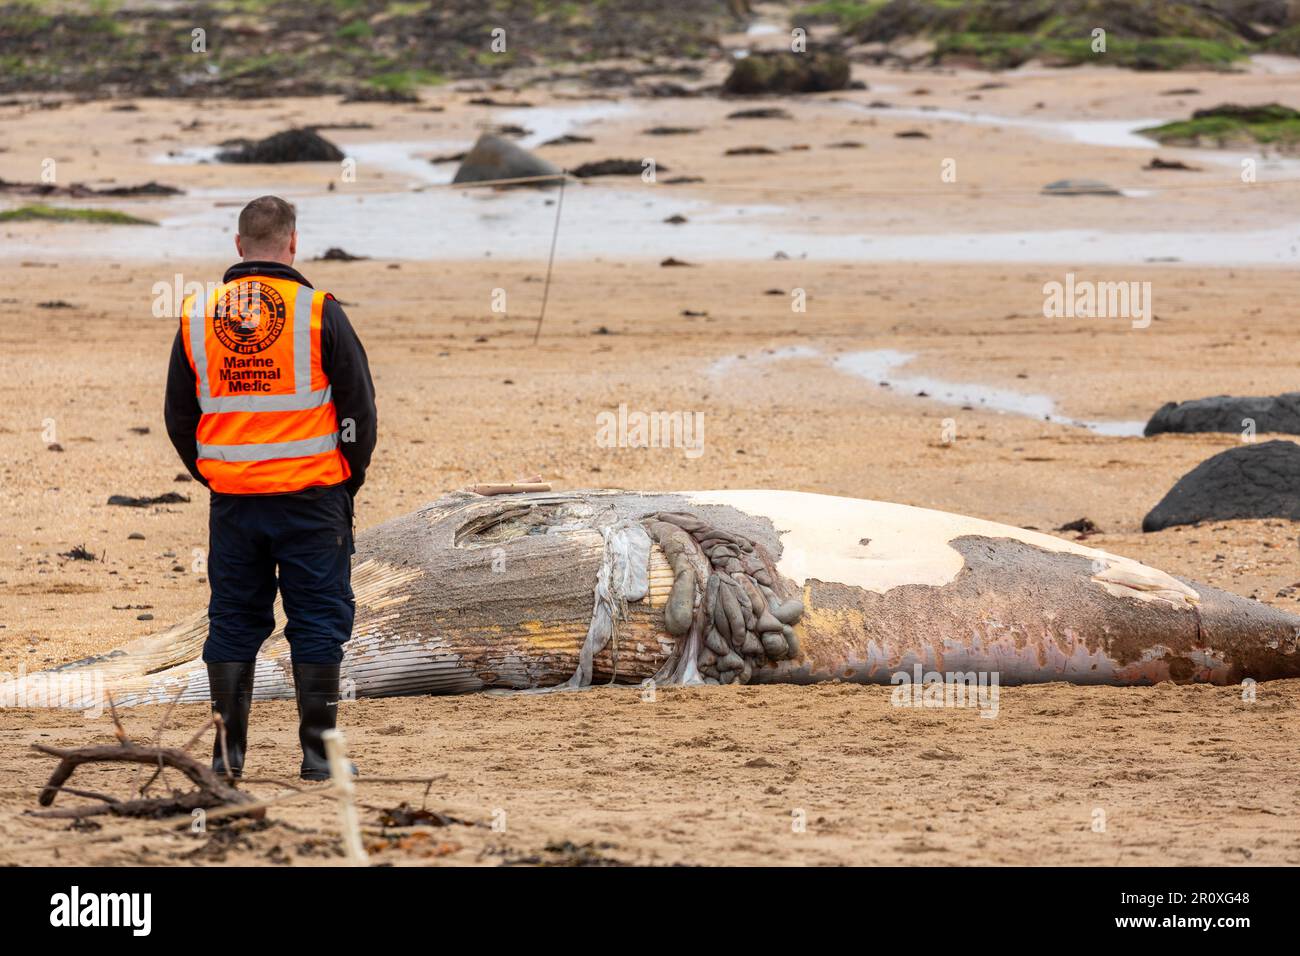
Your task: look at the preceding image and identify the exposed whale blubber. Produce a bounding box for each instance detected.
[14,490,1300,708]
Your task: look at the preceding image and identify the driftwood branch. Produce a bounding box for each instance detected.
[13,771,453,856]
[26,696,448,837]
[468,481,551,496]
[138,685,188,796]
[29,790,221,821]
[30,741,258,821]
[181,716,216,753]
[43,785,121,805]
[107,695,130,743]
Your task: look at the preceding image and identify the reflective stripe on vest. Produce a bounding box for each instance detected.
[196,432,340,462]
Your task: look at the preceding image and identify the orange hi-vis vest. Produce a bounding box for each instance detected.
[180,275,350,495]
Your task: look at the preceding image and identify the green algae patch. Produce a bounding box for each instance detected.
[1139,104,1300,151]
[0,204,158,225]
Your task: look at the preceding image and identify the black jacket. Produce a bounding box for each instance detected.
[163,261,377,497]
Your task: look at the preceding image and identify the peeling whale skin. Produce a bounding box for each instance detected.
[16,490,1300,707]
[761,541,1298,687]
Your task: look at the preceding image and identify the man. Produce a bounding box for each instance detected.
[164,196,376,781]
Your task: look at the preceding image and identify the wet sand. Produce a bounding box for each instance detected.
[2,63,1299,865]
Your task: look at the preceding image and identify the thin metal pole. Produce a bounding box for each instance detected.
[532,172,567,345]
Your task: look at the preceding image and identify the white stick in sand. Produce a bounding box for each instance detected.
[322,729,368,867]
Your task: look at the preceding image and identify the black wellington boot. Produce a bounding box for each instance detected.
[207,662,255,779]
[293,662,343,781]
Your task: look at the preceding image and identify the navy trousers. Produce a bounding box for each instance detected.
[203,484,356,665]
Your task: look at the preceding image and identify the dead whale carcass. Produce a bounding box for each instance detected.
[20,490,1300,707]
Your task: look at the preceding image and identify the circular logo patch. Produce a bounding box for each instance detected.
[213,282,287,354]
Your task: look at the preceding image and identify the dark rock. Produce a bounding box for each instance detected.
[94,180,184,196]
[1041,178,1123,196]
[540,134,593,146]
[218,128,345,164]
[467,96,533,107]
[451,134,561,188]
[0,178,65,197]
[107,492,191,508]
[664,214,688,224]
[1142,440,1300,532]
[664,175,705,184]
[1057,517,1100,534]
[37,300,74,309]
[895,129,930,138]
[1144,157,1199,170]
[637,82,705,98]
[725,146,776,155]
[727,107,792,120]
[315,247,368,262]
[572,159,663,178]
[0,178,183,198]
[723,51,850,95]
[661,257,695,267]
[577,64,704,88]
[1145,393,1300,436]
[340,87,419,104]
[643,126,700,135]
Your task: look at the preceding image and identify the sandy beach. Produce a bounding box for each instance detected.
[2,53,1299,865]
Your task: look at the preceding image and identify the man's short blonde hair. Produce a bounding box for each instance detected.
[238,195,296,252]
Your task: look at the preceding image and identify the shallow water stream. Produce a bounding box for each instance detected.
[6,101,1298,266]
